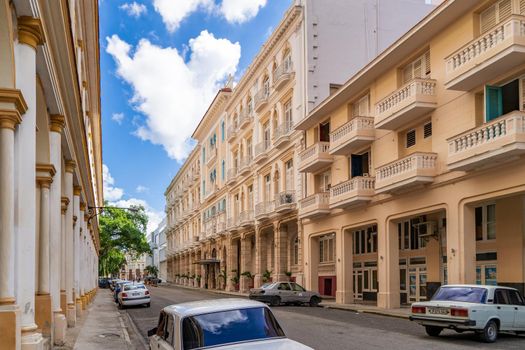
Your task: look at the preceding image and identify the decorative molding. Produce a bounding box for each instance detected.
[73,186,82,196]
[18,16,45,49]
[64,159,76,173]
[49,114,65,133]
[36,163,56,188]
[0,87,28,115]
[79,202,86,211]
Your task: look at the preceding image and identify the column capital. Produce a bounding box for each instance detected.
[0,111,22,130]
[36,163,56,188]
[79,202,86,211]
[49,114,65,133]
[61,197,70,213]
[18,16,45,49]
[64,159,76,173]
[73,186,82,196]
[0,88,28,115]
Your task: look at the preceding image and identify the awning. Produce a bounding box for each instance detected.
[193,259,220,265]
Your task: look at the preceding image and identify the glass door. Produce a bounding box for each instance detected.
[408,266,427,303]
[353,269,363,300]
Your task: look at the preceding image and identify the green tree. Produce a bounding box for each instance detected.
[145,265,159,277]
[98,203,151,277]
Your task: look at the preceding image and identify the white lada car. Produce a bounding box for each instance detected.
[410,284,525,342]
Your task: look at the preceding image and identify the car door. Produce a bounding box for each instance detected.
[508,290,525,329]
[150,312,166,350]
[291,283,308,302]
[494,289,516,330]
[277,283,292,302]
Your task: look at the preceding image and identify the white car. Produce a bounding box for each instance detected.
[118,283,151,308]
[410,284,525,342]
[148,298,312,349]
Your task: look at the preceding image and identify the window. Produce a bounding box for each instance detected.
[263,77,270,96]
[202,148,206,163]
[402,51,430,84]
[165,313,174,345]
[293,236,299,265]
[221,160,225,181]
[475,204,496,241]
[291,283,305,292]
[246,138,253,159]
[350,151,370,178]
[263,121,271,147]
[264,174,271,201]
[485,78,523,121]
[424,122,432,138]
[353,225,377,255]
[284,99,292,127]
[221,121,225,141]
[480,0,512,33]
[247,185,253,209]
[318,171,331,192]
[352,94,370,117]
[406,129,416,148]
[319,234,335,263]
[285,159,294,191]
[319,122,330,142]
[277,283,291,290]
[398,217,428,251]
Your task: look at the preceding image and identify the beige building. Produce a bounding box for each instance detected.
[0,0,102,348]
[297,0,525,309]
[165,1,437,295]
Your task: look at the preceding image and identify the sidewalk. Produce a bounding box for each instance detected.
[73,291,136,349]
[162,283,410,319]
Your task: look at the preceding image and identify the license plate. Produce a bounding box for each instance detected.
[132,293,140,297]
[427,307,449,315]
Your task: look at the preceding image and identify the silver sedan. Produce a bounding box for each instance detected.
[249,282,322,307]
[118,283,151,308]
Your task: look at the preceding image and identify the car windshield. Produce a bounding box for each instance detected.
[124,284,145,291]
[182,307,285,350]
[261,283,276,289]
[432,287,487,303]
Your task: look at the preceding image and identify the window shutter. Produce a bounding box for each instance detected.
[403,65,413,84]
[520,77,525,111]
[485,85,503,121]
[521,0,525,14]
[406,129,416,148]
[413,58,422,79]
[497,0,512,22]
[480,4,497,33]
[424,122,432,138]
[424,51,431,76]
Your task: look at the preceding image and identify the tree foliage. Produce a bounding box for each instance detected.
[145,265,159,277]
[98,202,151,277]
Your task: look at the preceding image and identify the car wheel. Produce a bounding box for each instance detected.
[270,296,281,307]
[480,320,498,343]
[425,326,443,337]
[309,296,321,307]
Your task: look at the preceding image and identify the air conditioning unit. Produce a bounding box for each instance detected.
[412,221,438,241]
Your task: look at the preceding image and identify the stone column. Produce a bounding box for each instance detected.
[335,228,353,304]
[60,197,68,319]
[447,202,476,284]
[15,16,45,350]
[35,165,55,339]
[240,235,251,292]
[73,187,81,316]
[76,202,85,316]
[254,228,263,288]
[274,222,288,282]
[377,220,400,309]
[64,161,75,326]
[0,88,26,350]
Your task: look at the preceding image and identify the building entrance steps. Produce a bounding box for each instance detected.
[73,292,137,349]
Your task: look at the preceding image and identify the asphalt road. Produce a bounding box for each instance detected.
[121,285,525,350]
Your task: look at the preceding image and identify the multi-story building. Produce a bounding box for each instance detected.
[297,0,525,309]
[0,0,102,348]
[147,218,167,280]
[165,0,437,293]
[121,253,148,281]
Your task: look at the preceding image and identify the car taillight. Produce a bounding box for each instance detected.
[450,308,468,318]
[145,290,149,295]
[411,306,426,314]
[121,293,128,298]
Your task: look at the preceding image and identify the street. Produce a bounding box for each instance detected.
[120,285,525,350]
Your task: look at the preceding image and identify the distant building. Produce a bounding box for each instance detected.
[147,218,167,280]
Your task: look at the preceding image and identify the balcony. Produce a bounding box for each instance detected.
[254,88,270,112]
[254,140,270,164]
[255,201,274,221]
[375,152,438,194]
[375,78,437,130]
[299,142,333,173]
[205,183,218,198]
[447,111,525,171]
[238,110,253,129]
[227,125,237,142]
[207,147,218,165]
[273,61,293,91]
[238,156,252,175]
[227,217,239,232]
[275,190,296,213]
[445,15,525,91]
[329,177,375,209]
[298,192,330,219]
[329,117,375,155]
[226,168,237,185]
[239,210,254,227]
[273,121,293,149]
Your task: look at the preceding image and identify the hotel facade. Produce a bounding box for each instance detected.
[0,0,102,348]
[164,0,436,297]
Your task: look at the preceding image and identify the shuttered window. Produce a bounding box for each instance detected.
[406,129,416,148]
[521,0,525,14]
[424,122,432,138]
[352,94,370,117]
[480,0,512,33]
[402,51,430,84]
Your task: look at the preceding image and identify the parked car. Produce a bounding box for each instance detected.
[249,282,322,307]
[98,277,110,289]
[117,283,150,308]
[409,284,525,343]
[148,298,312,349]
[113,280,130,302]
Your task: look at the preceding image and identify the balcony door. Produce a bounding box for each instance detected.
[263,121,271,148]
[285,159,294,191]
[350,151,370,178]
[484,78,523,122]
[319,122,330,142]
[264,174,271,203]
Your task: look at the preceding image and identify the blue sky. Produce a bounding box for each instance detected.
[100,0,292,232]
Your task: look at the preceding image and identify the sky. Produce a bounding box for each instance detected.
[99,0,292,233]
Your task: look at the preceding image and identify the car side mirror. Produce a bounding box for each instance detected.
[147,327,158,337]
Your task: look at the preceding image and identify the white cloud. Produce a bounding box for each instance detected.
[152,0,267,32]
[103,164,124,201]
[120,2,148,18]
[112,112,125,124]
[219,0,267,24]
[103,164,163,234]
[136,185,149,193]
[106,31,240,161]
[152,0,214,33]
